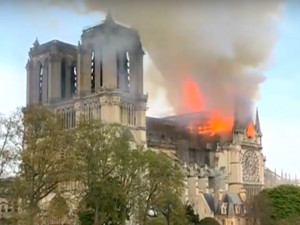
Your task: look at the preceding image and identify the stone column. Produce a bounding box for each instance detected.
[32,61,40,104]
[74,100,83,125]
[76,44,82,95]
[26,60,35,105]
[228,150,243,193]
[117,52,126,91]
[42,60,49,103]
[79,48,91,96]
[129,51,137,95]
[48,56,61,102]
[125,104,128,125]
[94,50,101,91]
[103,44,117,89]
[129,50,144,96]
[137,52,144,95]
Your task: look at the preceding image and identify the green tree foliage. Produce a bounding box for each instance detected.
[253,185,300,225]
[73,119,144,225]
[4,108,187,225]
[10,105,74,225]
[185,206,220,225]
[199,217,220,225]
[139,151,186,225]
[73,118,186,225]
[44,194,70,224]
[0,111,21,177]
[185,205,201,225]
[157,192,188,225]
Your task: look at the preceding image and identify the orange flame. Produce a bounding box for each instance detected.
[189,112,233,136]
[208,111,234,135]
[183,78,234,136]
[183,77,204,112]
[246,121,255,138]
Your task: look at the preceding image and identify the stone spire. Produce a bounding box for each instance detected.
[33,37,39,48]
[104,10,115,24]
[255,108,262,135]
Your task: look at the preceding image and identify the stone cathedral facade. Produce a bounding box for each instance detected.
[27,13,147,145]
[26,13,265,225]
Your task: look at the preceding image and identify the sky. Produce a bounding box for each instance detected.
[0,1,299,177]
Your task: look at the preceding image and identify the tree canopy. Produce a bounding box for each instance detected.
[1,106,189,225]
[199,217,220,225]
[10,105,74,224]
[73,118,187,225]
[253,185,300,225]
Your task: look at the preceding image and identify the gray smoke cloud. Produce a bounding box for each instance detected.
[51,0,283,119]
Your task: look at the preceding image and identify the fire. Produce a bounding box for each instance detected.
[246,121,255,138]
[183,77,204,112]
[208,111,234,135]
[189,112,233,136]
[183,78,234,136]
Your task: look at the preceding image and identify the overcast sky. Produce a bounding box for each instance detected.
[0,1,299,177]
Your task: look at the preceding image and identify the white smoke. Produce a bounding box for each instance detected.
[50,0,283,118]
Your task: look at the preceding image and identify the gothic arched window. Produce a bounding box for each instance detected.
[71,62,77,95]
[125,51,130,91]
[91,51,95,93]
[44,59,49,102]
[116,52,120,89]
[38,62,43,103]
[61,59,66,99]
[100,49,103,87]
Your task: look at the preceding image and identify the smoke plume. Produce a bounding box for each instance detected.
[51,0,283,119]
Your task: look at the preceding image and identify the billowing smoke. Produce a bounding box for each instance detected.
[51,0,283,120]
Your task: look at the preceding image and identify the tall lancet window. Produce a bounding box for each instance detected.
[91,51,95,93]
[100,50,103,87]
[116,52,120,89]
[125,51,130,92]
[38,63,43,103]
[71,63,77,95]
[61,59,66,99]
[44,59,49,102]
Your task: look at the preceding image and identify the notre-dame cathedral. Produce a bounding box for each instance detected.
[26,13,266,225]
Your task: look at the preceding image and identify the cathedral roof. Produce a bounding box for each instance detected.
[82,12,139,40]
[203,192,246,217]
[30,39,77,57]
[203,193,217,212]
[218,193,245,216]
[223,193,243,205]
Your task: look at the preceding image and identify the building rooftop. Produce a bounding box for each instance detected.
[82,12,139,39]
[30,39,77,57]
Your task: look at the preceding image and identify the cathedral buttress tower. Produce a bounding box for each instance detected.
[228,107,264,199]
[27,39,77,105]
[76,13,147,144]
[26,13,147,144]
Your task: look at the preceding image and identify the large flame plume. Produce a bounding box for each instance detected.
[184,77,234,135]
[246,121,255,138]
[50,0,283,127]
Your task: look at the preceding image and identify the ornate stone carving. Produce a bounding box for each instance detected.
[112,96,121,105]
[242,150,260,182]
[74,102,81,111]
[99,96,121,106]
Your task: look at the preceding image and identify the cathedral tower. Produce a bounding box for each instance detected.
[26,13,147,144]
[229,108,264,199]
[27,39,77,105]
